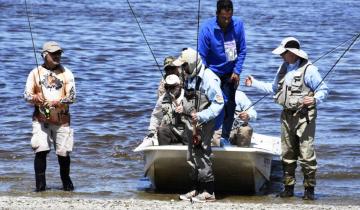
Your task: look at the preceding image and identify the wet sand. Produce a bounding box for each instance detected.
[1,196,359,210]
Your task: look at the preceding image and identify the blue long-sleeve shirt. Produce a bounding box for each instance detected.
[252,59,329,105]
[185,67,224,123]
[198,16,247,75]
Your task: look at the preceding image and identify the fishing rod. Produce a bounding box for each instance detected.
[24,0,50,118]
[243,33,360,112]
[195,0,201,73]
[313,32,360,91]
[25,0,40,80]
[192,0,202,145]
[194,0,201,110]
[126,0,164,78]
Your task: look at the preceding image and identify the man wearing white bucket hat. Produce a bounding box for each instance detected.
[135,74,187,151]
[245,37,329,200]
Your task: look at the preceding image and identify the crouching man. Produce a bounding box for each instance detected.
[135,74,187,151]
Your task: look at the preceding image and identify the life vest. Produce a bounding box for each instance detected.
[182,77,210,116]
[274,60,313,110]
[160,91,187,141]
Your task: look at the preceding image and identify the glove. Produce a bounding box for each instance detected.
[147,131,155,138]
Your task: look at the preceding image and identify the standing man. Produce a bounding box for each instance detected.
[245,37,329,200]
[198,0,247,146]
[173,48,224,202]
[24,41,76,192]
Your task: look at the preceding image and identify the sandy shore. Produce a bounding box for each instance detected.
[1,196,359,210]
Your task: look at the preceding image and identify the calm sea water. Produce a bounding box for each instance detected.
[0,0,359,205]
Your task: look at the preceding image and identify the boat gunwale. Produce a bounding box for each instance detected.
[137,145,278,155]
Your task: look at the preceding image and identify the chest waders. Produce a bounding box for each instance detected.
[182,78,212,146]
[183,77,216,188]
[275,60,318,192]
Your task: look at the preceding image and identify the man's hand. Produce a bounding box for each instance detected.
[244,75,253,87]
[238,112,250,122]
[191,112,198,123]
[229,73,240,87]
[303,96,315,106]
[32,94,45,105]
[146,130,156,138]
[175,105,183,113]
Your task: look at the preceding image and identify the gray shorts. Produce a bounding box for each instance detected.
[31,121,74,157]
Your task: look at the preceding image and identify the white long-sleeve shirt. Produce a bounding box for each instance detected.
[232,90,257,129]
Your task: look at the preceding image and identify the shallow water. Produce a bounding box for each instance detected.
[0,0,359,205]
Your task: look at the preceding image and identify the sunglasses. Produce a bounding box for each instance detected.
[181,62,191,74]
[164,84,179,90]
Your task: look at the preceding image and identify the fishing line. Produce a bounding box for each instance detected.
[24,0,41,83]
[243,33,360,112]
[126,0,163,78]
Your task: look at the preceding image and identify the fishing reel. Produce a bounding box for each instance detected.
[192,131,201,146]
[192,124,202,147]
[39,106,51,119]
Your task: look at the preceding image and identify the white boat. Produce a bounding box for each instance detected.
[135,133,281,193]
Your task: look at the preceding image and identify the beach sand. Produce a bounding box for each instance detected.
[1,196,359,210]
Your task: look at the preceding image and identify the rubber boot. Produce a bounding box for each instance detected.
[35,173,46,192]
[279,185,294,198]
[303,187,315,200]
[58,155,74,191]
[34,151,48,192]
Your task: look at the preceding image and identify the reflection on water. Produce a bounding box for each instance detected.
[0,0,359,205]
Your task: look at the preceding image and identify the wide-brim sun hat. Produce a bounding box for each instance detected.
[272,37,308,60]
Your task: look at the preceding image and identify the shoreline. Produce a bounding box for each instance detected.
[1,196,359,210]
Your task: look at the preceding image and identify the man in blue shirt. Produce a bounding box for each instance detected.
[245,37,329,200]
[173,48,224,202]
[198,0,246,145]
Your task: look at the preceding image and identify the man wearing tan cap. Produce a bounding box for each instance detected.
[24,41,76,192]
[245,37,329,200]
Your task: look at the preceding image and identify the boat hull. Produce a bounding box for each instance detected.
[137,133,281,193]
[144,146,274,193]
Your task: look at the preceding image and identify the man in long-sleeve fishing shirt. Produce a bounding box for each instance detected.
[173,48,224,202]
[24,41,76,192]
[245,37,329,200]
